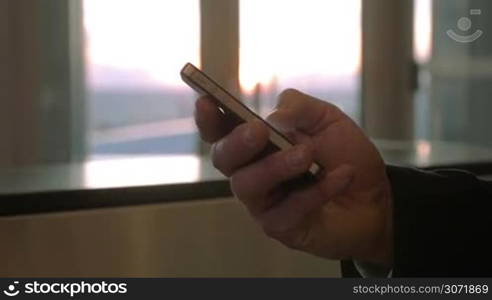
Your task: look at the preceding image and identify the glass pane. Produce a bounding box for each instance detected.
[415,0,492,148]
[240,0,361,121]
[84,0,200,157]
[414,0,433,139]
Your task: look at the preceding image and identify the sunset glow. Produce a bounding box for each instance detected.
[84,0,431,90]
[414,0,433,63]
[240,0,362,92]
[84,0,200,88]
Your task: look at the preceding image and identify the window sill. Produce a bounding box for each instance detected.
[1,140,492,217]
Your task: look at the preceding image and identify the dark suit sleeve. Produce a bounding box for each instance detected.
[387,165,492,277]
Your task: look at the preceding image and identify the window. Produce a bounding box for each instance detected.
[84,0,200,157]
[3,0,490,183]
[84,0,362,161]
[240,0,362,121]
[414,0,433,139]
[414,0,492,148]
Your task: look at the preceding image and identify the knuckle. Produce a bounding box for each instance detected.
[280,231,309,251]
[279,88,300,98]
[261,222,305,251]
[211,142,230,175]
[322,101,344,120]
[283,236,306,251]
[277,88,301,107]
[328,102,343,115]
[258,211,287,238]
[229,173,246,199]
[260,215,282,238]
[261,223,277,239]
[263,153,282,176]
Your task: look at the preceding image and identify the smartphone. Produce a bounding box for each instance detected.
[180,62,323,179]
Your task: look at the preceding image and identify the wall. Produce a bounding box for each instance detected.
[0,1,41,167]
[0,198,340,277]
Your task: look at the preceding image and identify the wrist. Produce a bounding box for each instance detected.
[377,180,394,268]
[357,181,394,268]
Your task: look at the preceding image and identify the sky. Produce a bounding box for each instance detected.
[84,0,431,91]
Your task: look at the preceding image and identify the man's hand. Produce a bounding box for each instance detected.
[194,89,393,267]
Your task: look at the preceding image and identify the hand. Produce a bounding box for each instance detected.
[194,89,393,267]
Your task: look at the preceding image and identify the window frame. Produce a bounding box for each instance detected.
[0,1,42,167]
[198,0,239,156]
[0,1,86,167]
[361,0,416,140]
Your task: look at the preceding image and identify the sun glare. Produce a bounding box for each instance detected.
[84,0,200,89]
[240,0,362,92]
[414,0,432,64]
[84,0,362,91]
[85,0,430,91]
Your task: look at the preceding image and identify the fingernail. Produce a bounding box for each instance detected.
[243,122,258,147]
[286,146,307,170]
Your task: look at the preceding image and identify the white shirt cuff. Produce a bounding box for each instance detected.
[353,260,393,278]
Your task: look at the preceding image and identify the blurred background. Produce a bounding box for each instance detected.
[2,0,492,168]
[1,0,491,277]
[3,0,492,169]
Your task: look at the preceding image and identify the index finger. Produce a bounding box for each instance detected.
[267,89,345,135]
[194,96,238,143]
